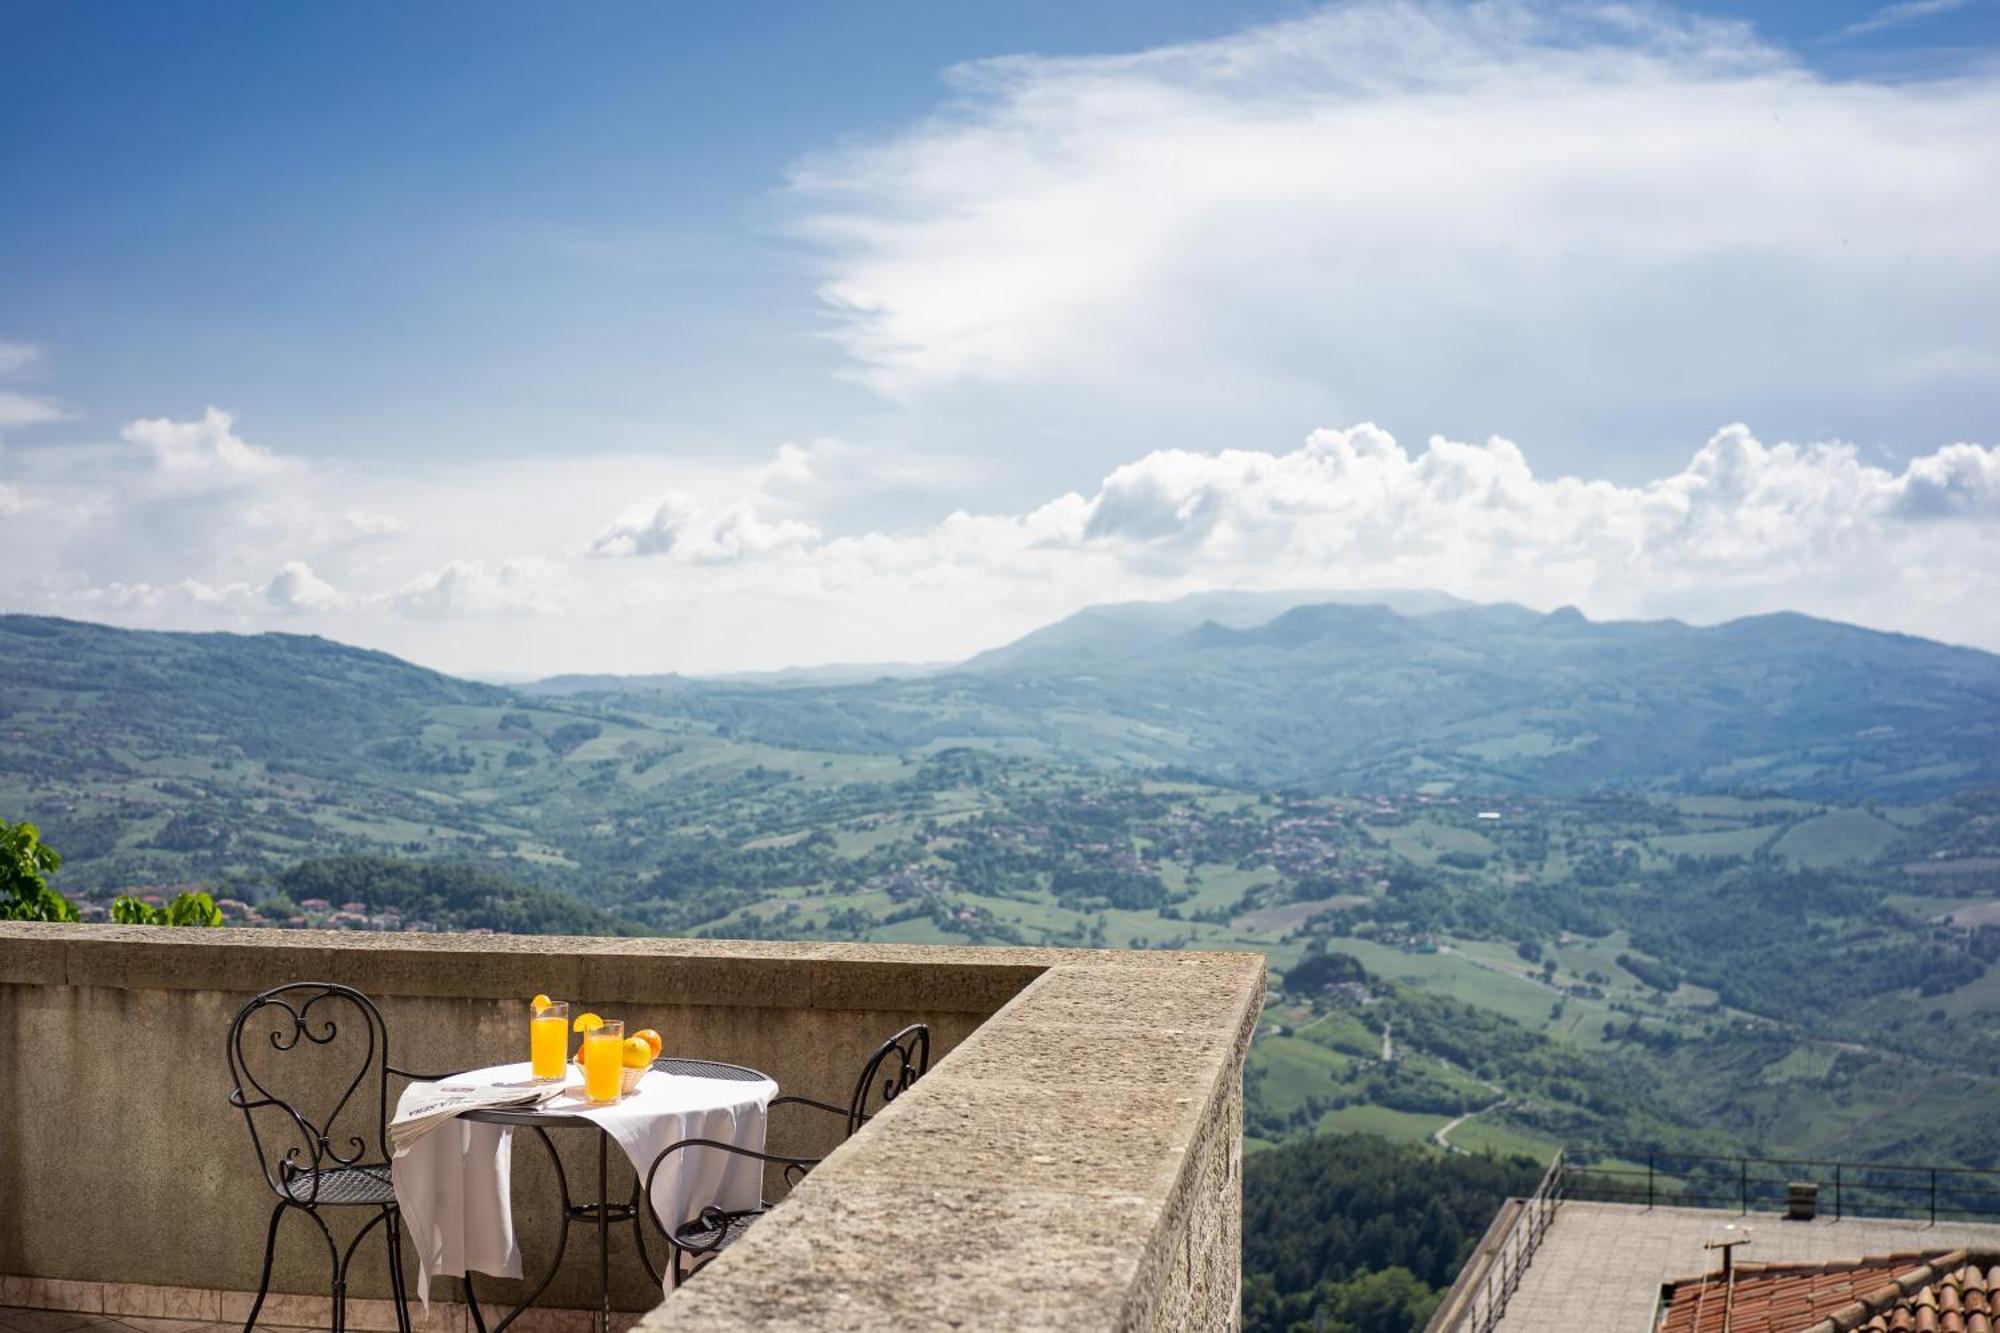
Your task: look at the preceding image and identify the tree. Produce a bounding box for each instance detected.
[0,818,79,922]
[1283,951,1368,995]
[112,890,224,928]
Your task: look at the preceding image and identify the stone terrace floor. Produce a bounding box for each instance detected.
[1497,1201,2000,1332]
[0,1314,296,1333]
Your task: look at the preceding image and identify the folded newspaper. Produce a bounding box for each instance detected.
[390,1066,574,1152]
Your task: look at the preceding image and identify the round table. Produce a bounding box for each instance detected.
[460,1058,772,1333]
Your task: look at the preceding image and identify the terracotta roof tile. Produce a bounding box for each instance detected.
[1659,1251,2000,1333]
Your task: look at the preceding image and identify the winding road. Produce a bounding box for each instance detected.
[1433,1095,1511,1154]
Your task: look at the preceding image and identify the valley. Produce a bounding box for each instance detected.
[4,603,1999,1178]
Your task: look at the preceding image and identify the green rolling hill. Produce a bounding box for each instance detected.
[558,596,2000,799]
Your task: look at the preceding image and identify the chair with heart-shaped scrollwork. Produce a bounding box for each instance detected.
[227,982,433,1333]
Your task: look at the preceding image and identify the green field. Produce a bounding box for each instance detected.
[1771,808,1903,867]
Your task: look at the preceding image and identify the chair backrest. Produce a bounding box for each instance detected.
[844,1023,930,1138]
[226,982,392,1206]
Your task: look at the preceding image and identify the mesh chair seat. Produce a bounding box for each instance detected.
[282,1163,396,1206]
[652,1057,768,1082]
[673,1206,763,1256]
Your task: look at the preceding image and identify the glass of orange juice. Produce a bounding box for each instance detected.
[530,1000,569,1080]
[582,1019,625,1103]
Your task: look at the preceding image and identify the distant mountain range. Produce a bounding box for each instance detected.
[538,591,2000,799]
[5,590,1998,799]
[518,659,938,696]
[955,588,1473,674]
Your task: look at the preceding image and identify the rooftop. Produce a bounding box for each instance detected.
[1493,1203,2000,1333]
[1658,1249,2000,1333]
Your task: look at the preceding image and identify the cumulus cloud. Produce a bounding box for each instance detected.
[54,562,346,619]
[122,407,293,484]
[614,421,2000,665]
[1067,424,2000,604]
[588,491,821,563]
[535,421,1998,666]
[393,558,571,620]
[263,561,346,613]
[4,402,1996,669]
[791,0,2000,469]
[1892,444,2000,521]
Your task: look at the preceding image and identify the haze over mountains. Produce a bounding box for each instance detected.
[531,591,2000,800]
[8,589,1993,804]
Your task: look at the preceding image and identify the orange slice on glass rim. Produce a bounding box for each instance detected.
[572,1011,604,1033]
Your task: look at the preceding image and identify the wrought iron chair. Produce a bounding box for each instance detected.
[770,1021,931,1138]
[641,1023,931,1288]
[226,982,434,1333]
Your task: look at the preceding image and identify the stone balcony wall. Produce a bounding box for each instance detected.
[0,924,1264,1330]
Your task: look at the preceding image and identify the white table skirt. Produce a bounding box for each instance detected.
[390,1061,776,1306]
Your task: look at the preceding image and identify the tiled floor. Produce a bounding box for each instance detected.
[1495,1201,2000,1331]
[0,1304,648,1333]
[0,1313,295,1333]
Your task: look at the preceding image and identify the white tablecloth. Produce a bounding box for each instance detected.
[390,1061,776,1307]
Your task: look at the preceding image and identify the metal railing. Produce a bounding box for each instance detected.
[1446,1148,1567,1333]
[1562,1150,2000,1226]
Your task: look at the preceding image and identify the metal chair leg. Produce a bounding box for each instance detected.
[244,1201,286,1332]
[324,1214,348,1333]
[385,1208,413,1333]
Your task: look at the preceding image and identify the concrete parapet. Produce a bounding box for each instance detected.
[0,925,1263,1330]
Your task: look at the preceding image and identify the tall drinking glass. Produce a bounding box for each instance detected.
[582,1019,625,1103]
[531,1001,569,1080]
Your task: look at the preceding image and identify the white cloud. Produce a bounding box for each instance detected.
[263,561,346,613]
[53,563,346,618]
[5,402,1996,670]
[0,391,68,430]
[1838,0,1969,38]
[393,558,571,620]
[597,420,2000,666]
[1065,423,1996,602]
[1893,443,2000,520]
[343,510,408,541]
[0,483,29,516]
[791,0,2000,472]
[0,342,41,377]
[122,407,293,484]
[589,491,821,563]
[176,578,251,609]
[0,342,67,431]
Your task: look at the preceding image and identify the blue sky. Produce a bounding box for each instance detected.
[2,0,1996,672]
[6,3,1344,466]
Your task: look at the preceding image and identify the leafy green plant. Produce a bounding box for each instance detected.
[0,818,78,922]
[111,890,224,928]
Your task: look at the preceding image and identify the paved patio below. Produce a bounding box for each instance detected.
[1494,1201,2000,1332]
